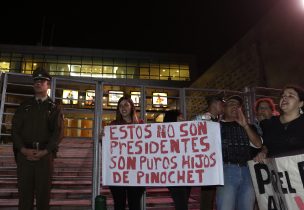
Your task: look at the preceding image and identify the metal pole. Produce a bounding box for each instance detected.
[50,77,56,100]
[92,81,101,209]
[141,86,146,122]
[243,86,255,124]
[140,86,146,210]
[0,73,8,135]
[180,88,186,120]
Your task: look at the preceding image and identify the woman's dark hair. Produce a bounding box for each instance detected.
[115,95,138,123]
[282,85,304,104]
[163,110,181,123]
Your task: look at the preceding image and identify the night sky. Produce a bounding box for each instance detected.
[1,1,278,78]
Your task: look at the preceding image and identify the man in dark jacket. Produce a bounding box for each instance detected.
[12,67,63,210]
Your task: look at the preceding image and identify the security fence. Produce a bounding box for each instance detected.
[0,72,282,209]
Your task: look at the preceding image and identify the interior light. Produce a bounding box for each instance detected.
[114,67,118,73]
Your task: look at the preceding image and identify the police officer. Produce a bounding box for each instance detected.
[12,67,63,210]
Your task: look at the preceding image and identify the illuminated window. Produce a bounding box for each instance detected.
[140,68,149,79]
[2,52,191,81]
[0,61,10,72]
[81,65,92,77]
[131,91,140,106]
[91,66,103,78]
[150,65,159,80]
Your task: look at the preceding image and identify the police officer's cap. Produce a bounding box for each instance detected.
[32,67,51,81]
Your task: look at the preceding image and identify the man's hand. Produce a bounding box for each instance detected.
[33,149,48,159]
[99,127,105,142]
[253,146,268,163]
[235,108,248,127]
[20,148,39,161]
[253,152,267,163]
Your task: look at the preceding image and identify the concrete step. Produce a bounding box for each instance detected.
[0,199,91,207]
[0,167,92,176]
[0,138,201,209]
[0,168,93,175]
[0,180,93,188]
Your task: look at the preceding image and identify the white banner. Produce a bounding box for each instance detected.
[248,154,304,210]
[102,120,224,186]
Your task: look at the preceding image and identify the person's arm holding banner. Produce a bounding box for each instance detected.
[253,145,268,163]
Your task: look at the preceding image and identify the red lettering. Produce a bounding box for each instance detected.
[127,141,134,154]
[187,170,194,183]
[182,155,190,169]
[157,125,166,138]
[139,156,147,170]
[191,137,199,152]
[119,126,127,139]
[177,170,186,183]
[136,126,142,138]
[149,141,159,153]
[181,138,190,152]
[113,172,121,183]
[151,172,159,183]
[160,140,168,154]
[137,171,144,184]
[171,156,177,169]
[110,127,118,140]
[167,124,175,137]
[144,125,152,138]
[110,156,116,169]
[168,171,175,183]
[110,141,118,154]
[203,155,210,167]
[195,169,204,183]
[210,152,216,167]
[154,157,162,170]
[119,142,126,155]
[180,123,188,137]
[134,141,142,154]
[197,121,207,135]
[122,171,129,183]
[170,139,180,153]
[200,136,210,152]
[127,125,135,139]
[117,156,125,170]
[160,172,167,183]
[112,171,129,183]
[294,196,304,209]
[162,157,170,169]
[194,154,204,168]
[189,123,197,136]
[126,156,136,170]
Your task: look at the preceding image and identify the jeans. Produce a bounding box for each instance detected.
[216,164,255,210]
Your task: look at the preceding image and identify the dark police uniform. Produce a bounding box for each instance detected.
[12,68,63,210]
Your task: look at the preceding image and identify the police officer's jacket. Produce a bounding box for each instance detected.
[12,97,63,154]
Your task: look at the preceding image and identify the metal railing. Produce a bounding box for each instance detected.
[0,72,283,209]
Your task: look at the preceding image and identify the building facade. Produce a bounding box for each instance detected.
[0,44,197,138]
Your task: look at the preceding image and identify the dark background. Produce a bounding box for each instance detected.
[0,1,278,78]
